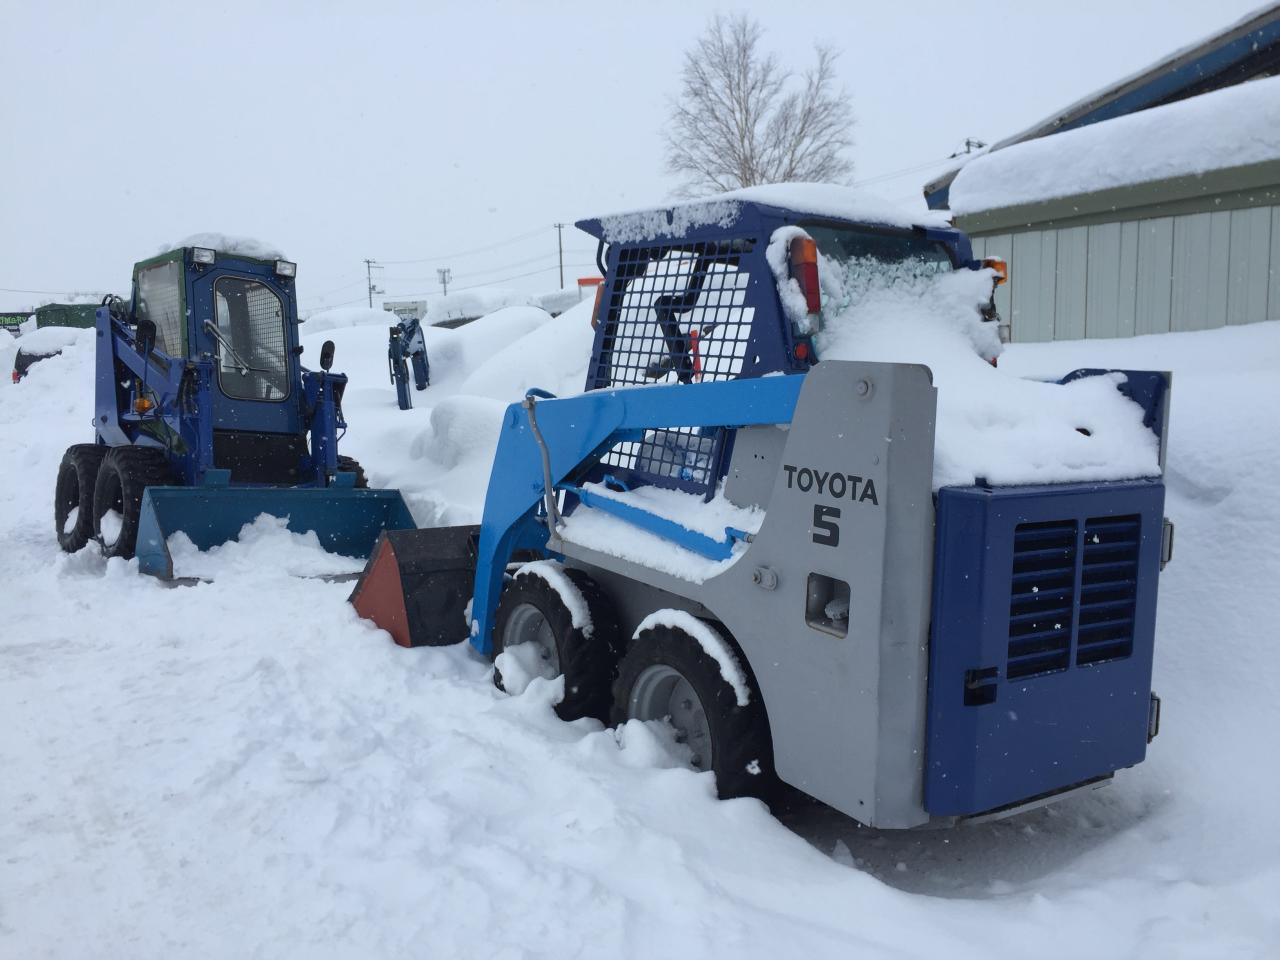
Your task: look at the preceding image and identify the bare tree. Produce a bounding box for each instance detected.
[664,14,855,196]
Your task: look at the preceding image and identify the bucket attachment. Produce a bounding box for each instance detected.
[135,485,418,580]
[349,526,480,648]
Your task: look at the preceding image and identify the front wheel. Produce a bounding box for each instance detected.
[612,621,774,801]
[55,444,107,552]
[92,446,173,560]
[492,565,619,722]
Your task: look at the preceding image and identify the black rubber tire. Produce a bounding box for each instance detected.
[611,621,776,802]
[92,446,174,561]
[492,566,620,722]
[336,454,369,489]
[55,444,108,553]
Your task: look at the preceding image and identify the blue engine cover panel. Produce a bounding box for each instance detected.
[925,480,1165,816]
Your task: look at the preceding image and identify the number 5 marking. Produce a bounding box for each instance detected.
[812,504,841,547]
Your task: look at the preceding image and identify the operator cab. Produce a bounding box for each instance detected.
[577,197,1005,400]
[125,244,331,485]
[573,197,1006,498]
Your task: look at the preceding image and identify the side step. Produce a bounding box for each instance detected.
[349,526,480,648]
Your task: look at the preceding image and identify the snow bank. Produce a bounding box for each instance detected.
[455,303,596,401]
[595,183,947,243]
[634,609,751,706]
[297,303,582,528]
[812,249,1160,488]
[301,306,393,333]
[425,288,545,325]
[169,232,285,260]
[14,324,92,354]
[950,75,1280,215]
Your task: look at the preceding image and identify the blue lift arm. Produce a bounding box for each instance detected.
[468,374,804,654]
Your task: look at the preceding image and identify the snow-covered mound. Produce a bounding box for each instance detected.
[13,324,93,355]
[1,268,1277,956]
[811,250,1161,488]
[301,305,397,333]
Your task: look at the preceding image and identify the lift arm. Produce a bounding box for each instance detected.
[468,373,804,653]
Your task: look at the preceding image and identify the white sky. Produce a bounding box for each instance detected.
[0,0,1266,313]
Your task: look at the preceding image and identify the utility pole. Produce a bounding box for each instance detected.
[554,223,565,289]
[949,137,988,158]
[437,267,451,297]
[364,258,384,307]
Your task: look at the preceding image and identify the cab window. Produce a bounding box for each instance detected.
[212,277,289,401]
[135,260,185,356]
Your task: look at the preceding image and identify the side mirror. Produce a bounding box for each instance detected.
[136,316,157,356]
[320,340,335,371]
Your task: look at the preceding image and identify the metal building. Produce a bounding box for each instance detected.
[924,5,1280,342]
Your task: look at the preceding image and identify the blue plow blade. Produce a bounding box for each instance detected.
[134,486,418,579]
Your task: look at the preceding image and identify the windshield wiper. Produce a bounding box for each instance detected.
[203,320,269,375]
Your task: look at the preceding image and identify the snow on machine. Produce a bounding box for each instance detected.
[351,187,1173,827]
[54,240,415,577]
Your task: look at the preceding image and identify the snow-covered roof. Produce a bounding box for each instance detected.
[949,74,1280,215]
[925,4,1280,206]
[583,183,950,244]
[165,233,286,260]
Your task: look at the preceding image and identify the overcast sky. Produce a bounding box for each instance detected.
[0,0,1266,313]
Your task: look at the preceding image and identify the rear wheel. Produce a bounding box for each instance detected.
[336,454,369,489]
[92,446,173,560]
[55,444,107,552]
[492,566,620,722]
[612,621,775,801]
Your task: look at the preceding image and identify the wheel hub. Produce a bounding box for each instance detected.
[502,602,560,678]
[628,664,713,771]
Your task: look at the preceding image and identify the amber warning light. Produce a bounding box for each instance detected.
[789,237,821,315]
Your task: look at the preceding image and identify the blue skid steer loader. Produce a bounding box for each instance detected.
[54,243,415,577]
[352,193,1173,827]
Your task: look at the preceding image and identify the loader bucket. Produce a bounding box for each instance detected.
[348,526,480,648]
[134,486,418,580]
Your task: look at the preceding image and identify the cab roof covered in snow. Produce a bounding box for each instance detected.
[577,184,955,245]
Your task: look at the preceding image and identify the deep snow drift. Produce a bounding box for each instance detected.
[2,300,1278,958]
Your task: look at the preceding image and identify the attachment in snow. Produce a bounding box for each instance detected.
[349,526,480,647]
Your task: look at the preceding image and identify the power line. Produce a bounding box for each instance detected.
[303,294,369,312]
[380,251,559,284]
[0,285,110,296]
[848,154,957,189]
[380,245,598,286]
[384,262,596,299]
[299,276,365,302]
[376,226,550,265]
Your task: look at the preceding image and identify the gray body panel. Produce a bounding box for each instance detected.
[560,360,939,827]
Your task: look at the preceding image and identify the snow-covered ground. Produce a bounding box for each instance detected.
[2,303,1278,958]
